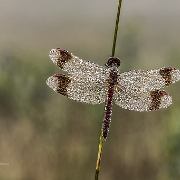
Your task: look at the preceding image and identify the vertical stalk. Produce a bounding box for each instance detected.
[94,134,103,180]
[111,0,122,57]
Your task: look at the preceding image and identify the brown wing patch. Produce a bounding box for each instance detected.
[159,67,176,86]
[149,90,168,110]
[54,74,71,96]
[49,48,72,69]
[46,74,71,97]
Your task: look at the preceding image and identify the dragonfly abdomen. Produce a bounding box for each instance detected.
[102,59,119,140]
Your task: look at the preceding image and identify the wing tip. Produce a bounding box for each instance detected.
[49,48,72,69]
[46,74,71,96]
[46,75,59,92]
[171,68,180,82]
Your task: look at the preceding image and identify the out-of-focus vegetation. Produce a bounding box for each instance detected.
[0,1,180,180]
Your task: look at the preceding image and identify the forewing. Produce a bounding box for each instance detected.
[114,67,180,111]
[46,74,107,104]
[118,68,180,91]
[49,48,107,77]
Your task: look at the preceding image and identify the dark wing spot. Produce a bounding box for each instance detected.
[56,48,72,69]
[159,67,176,86]
[149,90,167,110]
[53,74,71,96]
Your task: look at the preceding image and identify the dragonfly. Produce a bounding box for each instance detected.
[46,48,180,140]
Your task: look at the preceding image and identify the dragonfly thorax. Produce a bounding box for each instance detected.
[106,57,121,68]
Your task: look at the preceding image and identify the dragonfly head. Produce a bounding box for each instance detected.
[105,57,121,68]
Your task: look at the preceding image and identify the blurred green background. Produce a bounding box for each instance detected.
[0,0,180,180]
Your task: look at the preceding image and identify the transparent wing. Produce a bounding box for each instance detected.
[46,74,108,104]
[49,48,107,77]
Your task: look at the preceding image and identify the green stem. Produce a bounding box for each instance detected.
[111,0,123,57]
[94,130,103,180]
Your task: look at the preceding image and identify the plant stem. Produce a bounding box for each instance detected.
[111,0,122,57]
[94,130,103,180]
